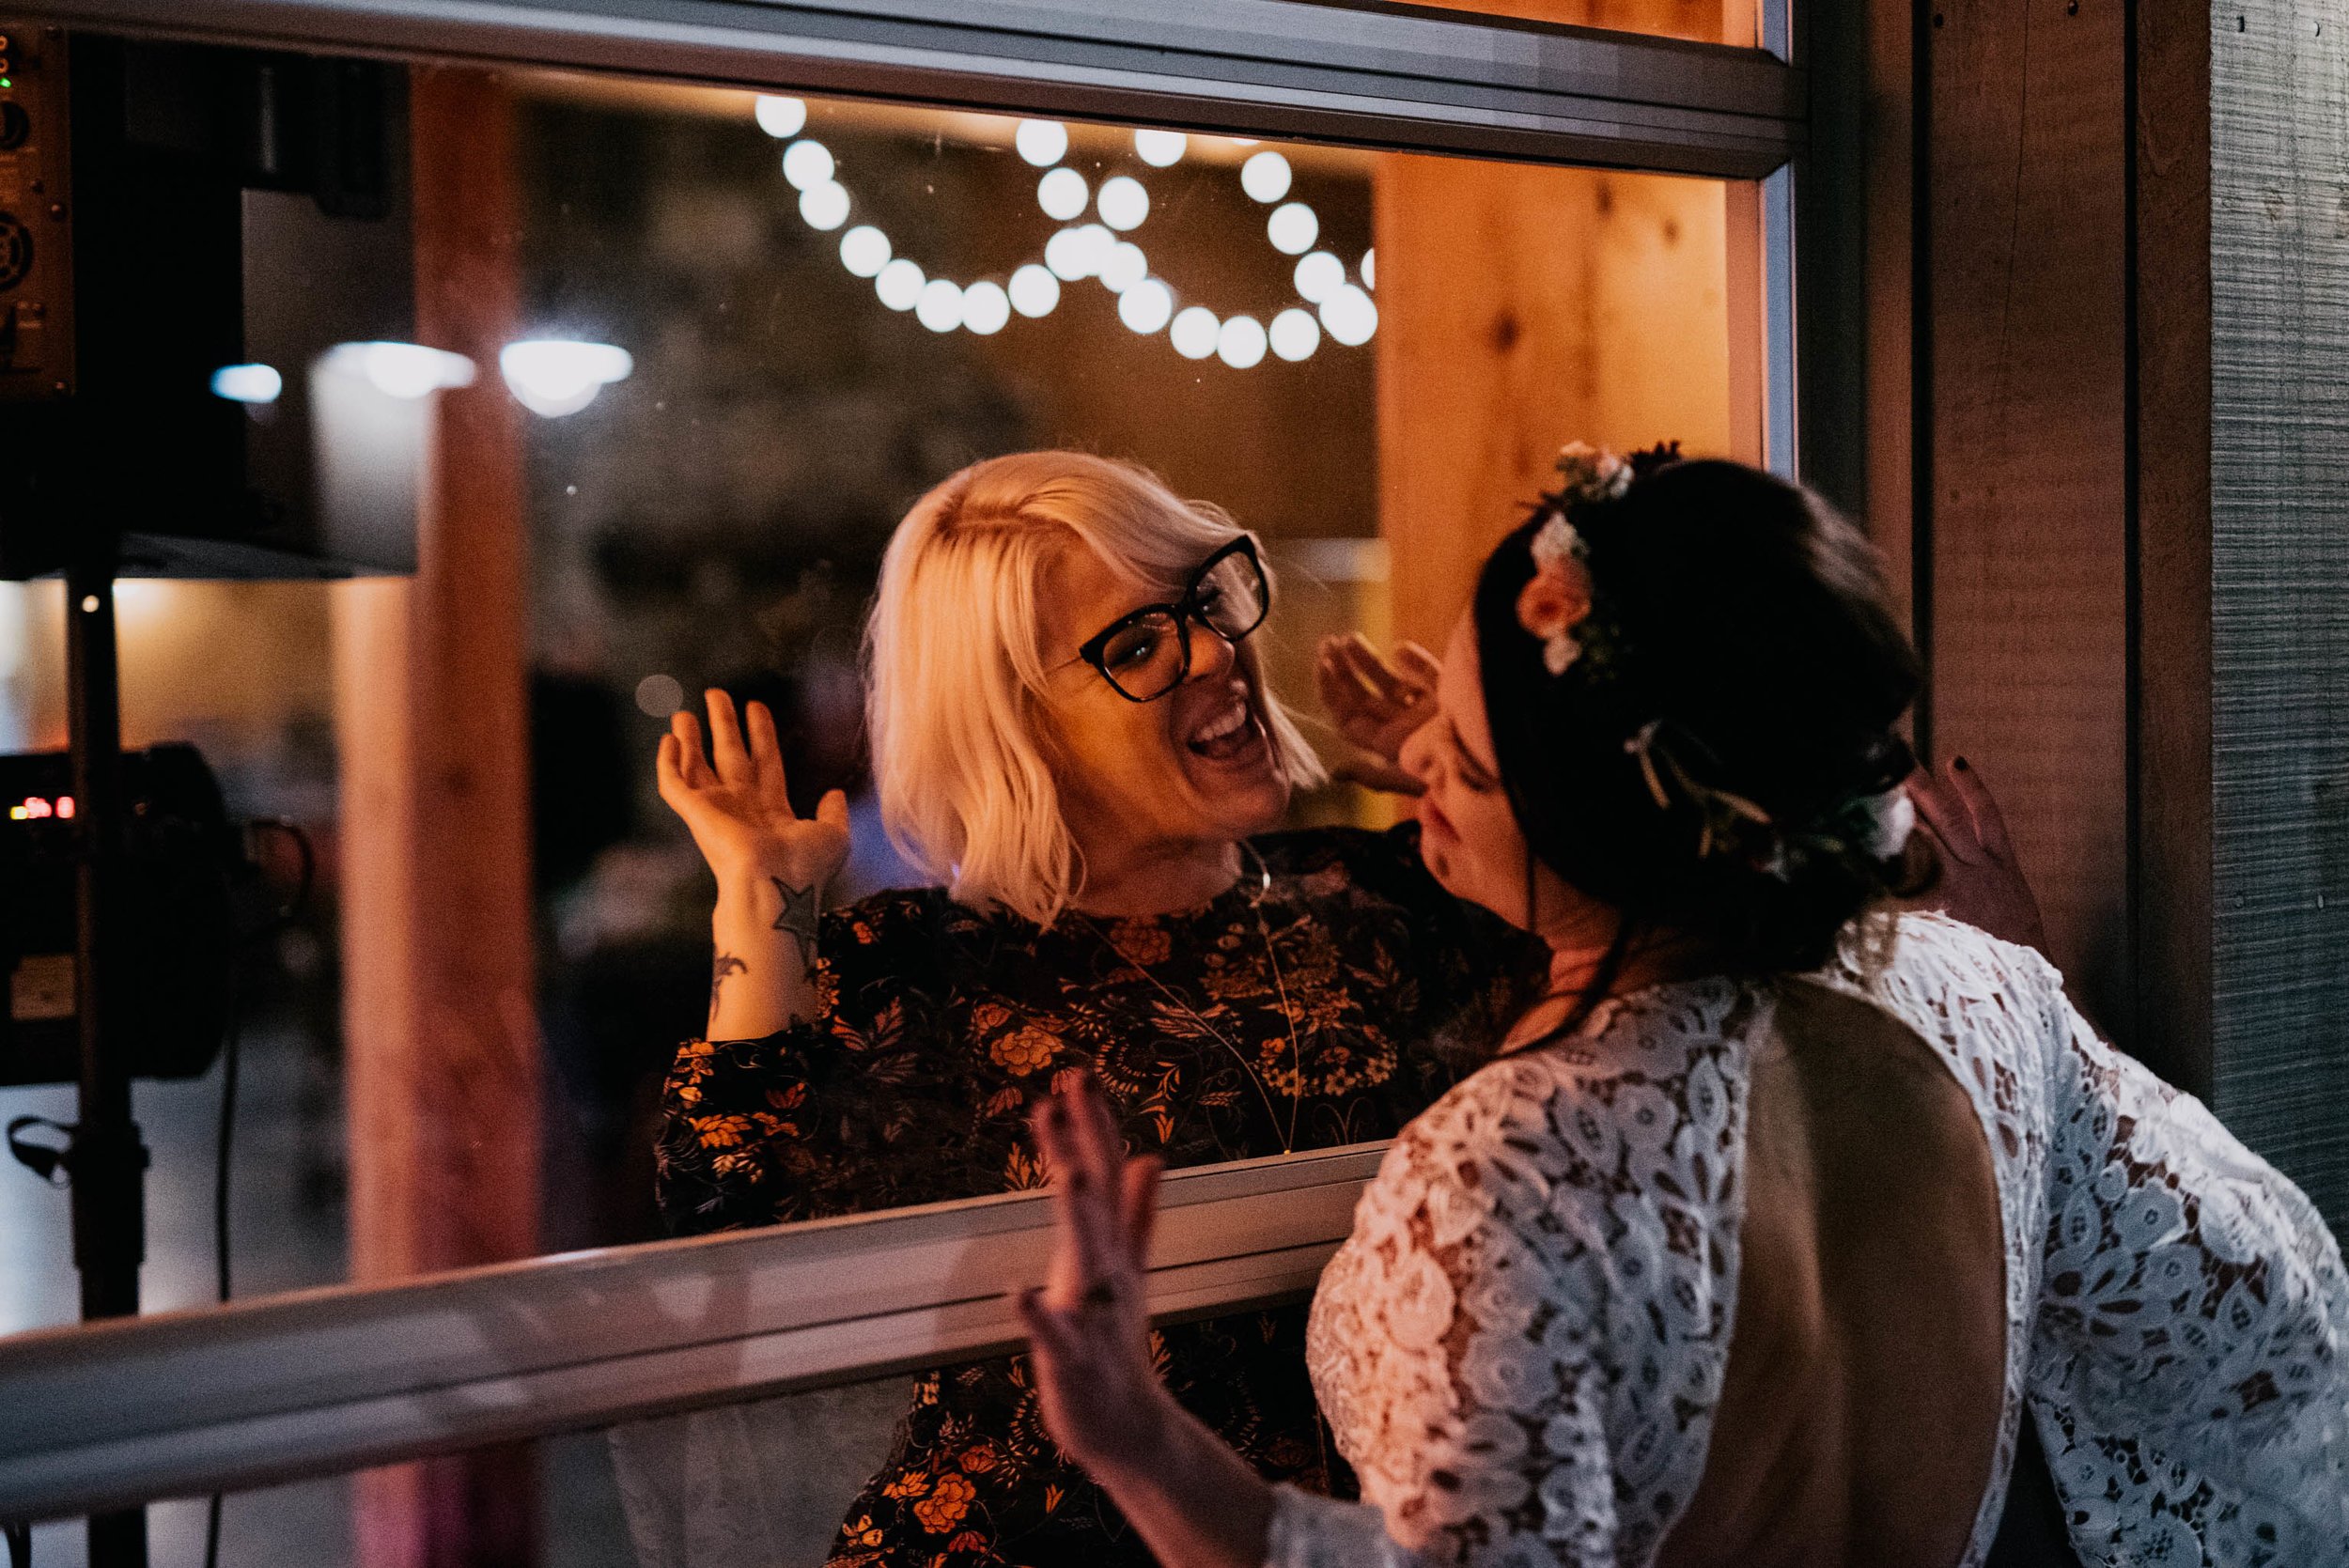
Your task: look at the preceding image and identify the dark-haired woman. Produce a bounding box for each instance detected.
[1011,446,2349,1568]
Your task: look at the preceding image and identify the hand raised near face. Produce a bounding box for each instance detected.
[656,689,851,893]
[1905,757,2052,960]
[1315,633,1440,796]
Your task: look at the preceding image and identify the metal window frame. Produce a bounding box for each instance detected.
[0,1144,1381,1522]
[23,0,1801,175]
[0,0,1819,1520]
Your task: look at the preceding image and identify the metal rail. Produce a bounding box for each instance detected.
[21,0,1801,176]
[0,1143,1383,1522]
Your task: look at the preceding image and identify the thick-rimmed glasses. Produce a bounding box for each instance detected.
[1073,537,1271,703]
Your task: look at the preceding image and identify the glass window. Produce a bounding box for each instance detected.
[0,16,1774,1560]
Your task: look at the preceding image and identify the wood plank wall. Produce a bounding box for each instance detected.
[1922,0,2132,1021]
[2206,2,2349,1224]
[332,67,541,1568]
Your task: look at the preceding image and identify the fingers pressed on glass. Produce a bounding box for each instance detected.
[1948,758,2017,862]
[1906,766,1982,863]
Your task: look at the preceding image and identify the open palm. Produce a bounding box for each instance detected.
[656,689,850,889]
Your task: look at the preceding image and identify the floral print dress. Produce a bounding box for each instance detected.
[656,824,1545,1568]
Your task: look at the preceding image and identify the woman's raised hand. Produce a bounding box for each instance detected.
[1906,757,2051,959]
[1315,633,1441,795]
[1017,1074,1174,1475]
[657,689,851,891]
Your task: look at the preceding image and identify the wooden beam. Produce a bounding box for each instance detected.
[2130,0,2212,1095]
[1922,0,2130,1020]
[1373,156,1733,651]
[331,66,539,1568]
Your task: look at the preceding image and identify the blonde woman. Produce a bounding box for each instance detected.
[653,451,1543,1568]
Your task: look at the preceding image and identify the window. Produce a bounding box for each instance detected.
[0,2,1801,1560]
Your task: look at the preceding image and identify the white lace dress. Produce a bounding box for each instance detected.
[1265,913,2349,1568]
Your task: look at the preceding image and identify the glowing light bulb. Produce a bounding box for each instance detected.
[781,139,834,191]
[915,279,965,333]
[1170,306,1220,360]
[961,281,1012,334]
[1267,201,1318,256]
[1098,241,1148,293]
[1133,130,1188,166]
[1097,176,1150,231]
[876,258,926,311]
[322,341,477,399]
[210,364,282,404]
[1362,248,1377,290]
[1037,167,1089,221]
[1117,278,1174,334]
[799,180,850,230]
[1239,150,1292,203]
[1269,308,1320,362]
[754,96,807,138]
[1009,264,1062,317]
[1217,315,1268,369]
[1016,119,1068,166]
[1319,284,1378,347]
[498,339,632,418]
[839,225,892,277]
[1292,251,1344,304]
[1045,227,1095,281]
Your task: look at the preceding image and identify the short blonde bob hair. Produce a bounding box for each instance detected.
[864,450,1325,926]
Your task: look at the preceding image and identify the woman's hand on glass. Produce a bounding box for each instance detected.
[657,688,850,891]
[1017,1074,1175,1475]
[1906,757,2051,959]
[1315,633,1440,795]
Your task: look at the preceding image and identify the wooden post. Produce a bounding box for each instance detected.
[1921,0,2131,1019]
[332,66,539,1568]
[1373,157,1734,652]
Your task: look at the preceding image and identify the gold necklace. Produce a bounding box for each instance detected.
[1076,845,1305,1154]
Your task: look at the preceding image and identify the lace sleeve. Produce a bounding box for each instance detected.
[2023,946,2349,1563]
[1282,1033,1745,1568]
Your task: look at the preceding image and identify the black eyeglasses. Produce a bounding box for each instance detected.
[1072,537,1271,703]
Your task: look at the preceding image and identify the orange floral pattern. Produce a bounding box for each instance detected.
[655,824,1544,1568]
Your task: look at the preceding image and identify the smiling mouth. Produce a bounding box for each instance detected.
[1186,694,1265,761]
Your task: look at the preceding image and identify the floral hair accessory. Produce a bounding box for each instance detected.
[1515,440,1678,677]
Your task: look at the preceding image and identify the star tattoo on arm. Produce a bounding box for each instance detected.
[771,877,821,968]
[709,952,746,1017]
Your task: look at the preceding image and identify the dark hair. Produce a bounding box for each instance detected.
[1472,457,1921,997]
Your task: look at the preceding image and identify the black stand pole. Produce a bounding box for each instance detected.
[65,556,150,1568]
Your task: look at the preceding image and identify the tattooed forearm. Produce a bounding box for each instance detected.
[770,876,821,961]
[709,952,747,1016]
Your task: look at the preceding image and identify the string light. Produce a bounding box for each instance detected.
[799,181,850,230]
[876,258,926,311]
[1217,315,1268,369]
[1133,129,1188,166]
[210,364,283,404]
[915,279,966,333]
[752,106,1373,365]
[1269,308,1320,362]
[1170,307,1220,360]
[1009,264,1062,318]
[1118,279,1174,334]
[1097,176,1149,232]
[1362,248,1377,290]
[1037,167,1089,221]
[499,340,631,417]
[1016,119,1068,166]
[962,281,1013,334]
[781,139,834,191]
[1239,151,1292,203]
[1267,201,1317,256]
[839,225,891,277]
[1292,251,1344,303]
[754,96,808,139]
